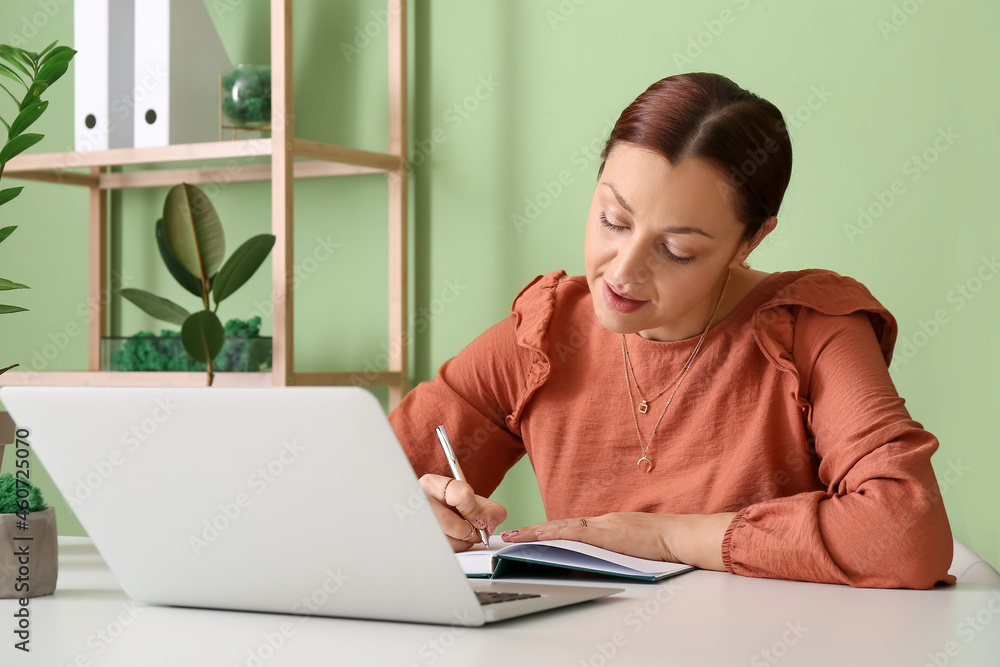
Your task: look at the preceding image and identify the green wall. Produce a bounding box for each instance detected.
[0,0,997,571]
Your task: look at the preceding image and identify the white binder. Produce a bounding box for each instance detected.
[133,0,232,147]
[73,0,135,151]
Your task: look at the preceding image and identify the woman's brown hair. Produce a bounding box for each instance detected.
[598,72,792,243]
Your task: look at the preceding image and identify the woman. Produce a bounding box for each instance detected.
[388,72,955,589]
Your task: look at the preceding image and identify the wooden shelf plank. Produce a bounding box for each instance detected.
[293,139,402,172]
[5,139,273,171]
[294,372,401,387]
[0,372,274,387]
[100,160,385,189]
[4,138,400,180]
[3,170,98,187]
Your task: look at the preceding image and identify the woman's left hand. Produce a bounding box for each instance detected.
[499,511,738,571]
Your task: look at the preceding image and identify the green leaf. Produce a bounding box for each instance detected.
[162,183,226,283]
[38,46,74,67]
[155,218,203,297]
[0,189,22,207]
[0,63,24,88]
[0,225,16,243]
[181,310,225,364]
[0,81,19,106]
[10,46,37,68]
[8,100,46,139]
[20,80,49,110]
[0,46,31,78]
[36,57,69,88]
[0,304,28,314]
[37,40,58,60]
[213,234,275,304]
[0,278,29,290]
[119,288,191,327]
[0,132,42,164]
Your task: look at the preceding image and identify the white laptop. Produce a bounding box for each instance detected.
[0,386,622,625]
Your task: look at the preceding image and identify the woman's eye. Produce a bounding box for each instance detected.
[660,246,696,265]
[601,212,696,265]
[599,212,625,232]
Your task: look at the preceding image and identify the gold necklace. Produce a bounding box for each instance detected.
[622,269,732,473]
[623,338,684,413]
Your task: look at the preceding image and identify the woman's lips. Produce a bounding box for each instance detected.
[604,282,648,313]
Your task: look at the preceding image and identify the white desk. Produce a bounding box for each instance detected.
[7,537,1000,666]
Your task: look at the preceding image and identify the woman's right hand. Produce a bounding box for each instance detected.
[419,473,507,552]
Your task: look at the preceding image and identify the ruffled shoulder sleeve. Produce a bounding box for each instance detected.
[751,269,898,411]
[504,269,575,432]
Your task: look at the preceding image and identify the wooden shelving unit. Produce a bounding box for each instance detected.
[1,0,410,409]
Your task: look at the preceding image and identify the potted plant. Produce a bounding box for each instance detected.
[119,182,275,385]
[0,472,57,599]
[0,40,76,378]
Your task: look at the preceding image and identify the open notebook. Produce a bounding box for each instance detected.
[457,537,695,582]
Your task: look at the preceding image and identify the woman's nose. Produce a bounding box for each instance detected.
[610,237,653,286]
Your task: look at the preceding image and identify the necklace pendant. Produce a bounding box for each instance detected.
[637,456,653,473]
[638,400,648,414]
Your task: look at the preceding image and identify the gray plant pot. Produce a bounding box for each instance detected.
[0,506,58,599]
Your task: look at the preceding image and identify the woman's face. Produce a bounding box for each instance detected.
[584,142,755,342]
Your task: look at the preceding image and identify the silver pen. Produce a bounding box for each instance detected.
[435,424,490,549]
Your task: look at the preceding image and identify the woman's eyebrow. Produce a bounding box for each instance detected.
[602,182,715,239]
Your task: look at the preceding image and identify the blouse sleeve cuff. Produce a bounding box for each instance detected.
[721,508,748,574]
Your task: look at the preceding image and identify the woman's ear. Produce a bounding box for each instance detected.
[732,216,777,267]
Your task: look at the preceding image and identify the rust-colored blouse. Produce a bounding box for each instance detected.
[388,269,956,589]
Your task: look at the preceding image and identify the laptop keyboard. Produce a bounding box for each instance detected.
[476,591,542,606]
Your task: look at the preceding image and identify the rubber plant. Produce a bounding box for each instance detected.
[119,182,275,386]
[0,41,76,377]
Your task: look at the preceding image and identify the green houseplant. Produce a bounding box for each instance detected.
[0,41,76,377]
[0,472,58,599]
[119,182,275,386]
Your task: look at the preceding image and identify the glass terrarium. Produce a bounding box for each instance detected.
[220,63,271,138]
[102,334,273,372]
